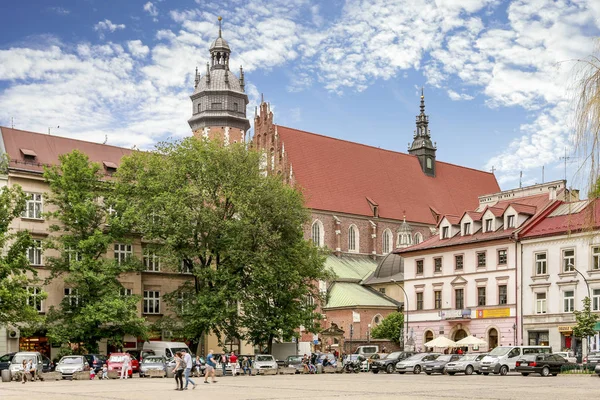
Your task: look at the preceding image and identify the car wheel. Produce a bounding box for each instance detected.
[372,370,379,374]
[465,365,474,376]
[414,365,421,374]
[386,364,394,374]
[398,372,405,374]
[448,372,455,376]
[426,372,431,375]
[499,365,509,376]
[521,373,529,376]
[541,366,550,377]
[482,372,489,376]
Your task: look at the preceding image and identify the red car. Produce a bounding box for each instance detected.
[107,353,139,377]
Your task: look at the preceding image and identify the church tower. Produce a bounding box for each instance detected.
[188,17,250,144]
[408,89,436,177]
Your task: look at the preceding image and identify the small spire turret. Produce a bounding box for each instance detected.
[408,87,437,177]
[239,65,245,91]
[194,66,199,88]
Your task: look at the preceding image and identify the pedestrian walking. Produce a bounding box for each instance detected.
[204,349,217,384]
[172,352,184,391]
[229,352,238,376]
[220,353,228,376]
[182,349,196,390]
[120,353,130,379]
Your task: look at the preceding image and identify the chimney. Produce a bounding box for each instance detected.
[548,186,557,201]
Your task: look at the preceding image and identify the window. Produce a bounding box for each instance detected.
[478,287,486,306]
[64,288,79,307]
[498,249,507,265]
[434,258,442,273]
[562,249,575,272]
[535,253,547,275]
[463,222,471,235]
[143,250,161,272]
[28,239,43,266]
[416,292,424,310]
[181,259,193,274]
[382,229,392,254]
[67,247,82,263]
[211,102,222,110]
[477,252,486,268]
[485,219,493,232]
[233,102,238,111]
[593,247,600,270]
[311,220,324,247]
[593,289,600,311]
[455,255,463,270]
[177,292,193,314]
[426,157,432,169]
[378,288,386,295]
[27,287,43,312]
[414,232,423,244]
[416,260,424,275]
[499,285,507,305]
[120,288,132,296]
[114,244,132,264]
[197,104,201,113]
[563,290,574,312]
[434,290,442,310]
[348,225,358,252]
[507,215,515,228]
[442,226,449,239]
[22,193,43,219]
[529,331,549,346]
[143,290,160,314]
[455,288,464,309]
[536,292,547,314]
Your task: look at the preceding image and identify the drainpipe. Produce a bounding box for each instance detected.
[512,233,520,346]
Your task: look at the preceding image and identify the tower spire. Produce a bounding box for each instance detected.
[408,87,437,177]
[218,16,222,38]
[420,87,425,115]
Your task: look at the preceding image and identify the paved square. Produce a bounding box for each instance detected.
[0,373,598,399]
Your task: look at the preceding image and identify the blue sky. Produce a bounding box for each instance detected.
[0,0,599,191]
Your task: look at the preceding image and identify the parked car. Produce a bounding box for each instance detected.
[595,363,600,376]
[354,345,379,357]
[0,353,16,371]
[515,354,568,377]
[55,355,88,379]
[479,345,552,375]
[445,353,487,375]
[584,352,600,369]
[41,355,55,372]
[424,354,462,375]
[83,354,106,373]
[318,353,337,367]
[9,352,44,380]
[254,355,278,372]
[362,353,386,371]
[371,351,417,374]
[139,355,167,378]
[395,353,441,374]
[128,349,155,365]
[142,341,191,359]
[555,351,577,364]
[285,355,303,372]
[107,353,139,378]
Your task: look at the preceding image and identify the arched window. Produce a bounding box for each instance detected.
[372,314,383,326]
[348,225,359,252]
[382,229,393,254]
[311,220,324,247]
[414,232,423,244]
[398,232,413,247]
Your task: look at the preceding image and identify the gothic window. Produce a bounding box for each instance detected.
[311,220,324,247]
[414,232,423,244]
[348,225,359,252]
[382,229,392,254]
[398,232,412,247]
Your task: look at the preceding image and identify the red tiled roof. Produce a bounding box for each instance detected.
[510,203,537,215]
[442,215,461,226]
[276,125,500,225]
[486,206,505,217]
[521,199,600,238]
[1,127,132,174]
[463,211,483,221]
[396,226,516,253]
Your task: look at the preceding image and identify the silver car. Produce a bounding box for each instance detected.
[445,354,487,375]
[395,353,441,374]
[9,352,44,380]
[254,355,278,372]
[55,355,88,379]
[139,355,167,377]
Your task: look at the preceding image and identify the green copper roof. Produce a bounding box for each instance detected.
[325,282,398,309]
[325,255,378,281]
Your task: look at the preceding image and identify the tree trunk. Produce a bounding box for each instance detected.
[267,334,274,354]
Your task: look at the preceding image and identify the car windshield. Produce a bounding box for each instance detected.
[436,355,452,362]
[386,352,402,359]
[404,354,425,362]
[60,357,82,364]
[287,356,302,362]
[12,355,39,364]
[109,355,127,362]
[256,356,273,362]
[423,354,440,361]
[143,357,164,364]
[488,347,511,357]
[460,355,477,361]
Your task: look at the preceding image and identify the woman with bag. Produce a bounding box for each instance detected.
[172,352,184,391]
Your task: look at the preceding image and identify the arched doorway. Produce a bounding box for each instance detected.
[488,328,498,349]
[424,330,434,350]
[453,329,468,342]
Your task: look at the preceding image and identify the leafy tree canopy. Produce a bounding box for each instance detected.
[371,312,404,345]
[573,297,598,340]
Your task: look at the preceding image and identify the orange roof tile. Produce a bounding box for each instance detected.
[521,199,600,238]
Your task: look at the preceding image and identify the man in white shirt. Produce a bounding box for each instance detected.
[120,353,131,379]
[183,350,196,390]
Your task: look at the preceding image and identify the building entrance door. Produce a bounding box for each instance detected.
[453,329,467,342]
[488,328,498,349]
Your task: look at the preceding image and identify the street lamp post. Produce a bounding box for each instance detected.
[391,279,409,350]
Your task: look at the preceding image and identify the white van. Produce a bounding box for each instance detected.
[479,345,552,375]
[142,341,191,359]
[354,345,379,357]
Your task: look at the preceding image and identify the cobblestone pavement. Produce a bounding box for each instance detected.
[0,373,597,400]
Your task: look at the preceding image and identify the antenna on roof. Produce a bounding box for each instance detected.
[103,134,108,145]
[48,125,59,135]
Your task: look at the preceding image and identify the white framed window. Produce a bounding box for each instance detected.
[177,292,192,313]
[414,232,423,244]
[485,219,493,232]
[416,259,424,275]
[442,226,449,239]
[348,225,359,252]
[143,250,161,272]
[535,253,547,275]
[27,287,43,312]
[477,252,486,268]
[416,292,424,310]
[22,193,43,219]
[120,288,132,296]
[593,289,600,311]
[311,220,324,247]
[463,222,471,235]
[562,249,575,272]
[498,249,507,265]
[478,287,486,306]
[434,257,442,273]
[114,243,132,264]
[498,285,507,305]
[143,290,160,314]
[507,215,515,228]
[593,246,600,270]
[563,290,574,312]
[181,259,193,274]
[455,288,464,309]
[67,246,82,263]
[536,292,547,314]
[28,239,43,266]
[455,254,463,270]
[64,288,79,307]
[382,229,392,254]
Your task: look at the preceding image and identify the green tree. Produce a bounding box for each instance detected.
[114,138,328,352]
[573,297,598,352]
[371,312,405,345]
[43,150,147,353]
[0,184,42,326]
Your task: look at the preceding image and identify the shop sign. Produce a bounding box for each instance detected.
[441,309,471,320]
[476,308,511,319]
[558,326,573,333]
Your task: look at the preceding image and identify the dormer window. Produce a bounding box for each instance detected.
[20,148,37,162]
[442,226,449,239]
[103,161,118,174]
[485,218,493,232]
[507,215,515,228]
[464,222,471,235]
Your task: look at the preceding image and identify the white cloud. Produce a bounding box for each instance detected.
[143,2,159,21]
[94,19,126,39]
[127,40,150,58]
[447,89,474,101]
[47,7,70,15]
